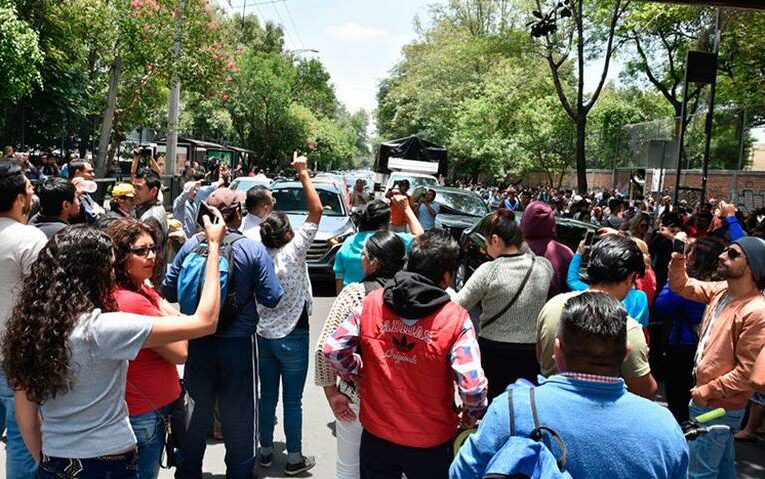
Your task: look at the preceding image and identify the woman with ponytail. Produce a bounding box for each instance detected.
[255,152,321,475]
[315,230,407,479]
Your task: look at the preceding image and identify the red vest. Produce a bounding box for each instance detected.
[358,288,467,447]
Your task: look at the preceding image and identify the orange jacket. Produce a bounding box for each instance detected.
[669,256,765,410]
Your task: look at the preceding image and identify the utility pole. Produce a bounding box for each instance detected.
[165,1,182,177]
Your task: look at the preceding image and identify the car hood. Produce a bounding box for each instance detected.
[284,213,355,240]
[436,213,482,230]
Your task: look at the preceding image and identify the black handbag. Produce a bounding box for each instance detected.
[128,379,194,469]
[164,380,194,468]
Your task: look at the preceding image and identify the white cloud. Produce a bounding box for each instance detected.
[326,22,389,40]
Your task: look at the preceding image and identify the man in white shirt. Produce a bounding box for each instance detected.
[0,160,47,479]
[350,179,370,212]
[243,185,275,242]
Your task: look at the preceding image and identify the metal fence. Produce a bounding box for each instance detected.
[586,108,752,172]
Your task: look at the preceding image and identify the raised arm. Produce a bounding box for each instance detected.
[392,194,424,236]
[668,252,723,305]
[566,250,588,292]
[293,151,323,224]
[144,210,225,347]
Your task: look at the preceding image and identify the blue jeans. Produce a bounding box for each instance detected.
[258,328,309,455]
[130,405,171,479]
[0,369,37,479]
[36,449,138,479]
[174,335,258,479]
[688,402,745,479]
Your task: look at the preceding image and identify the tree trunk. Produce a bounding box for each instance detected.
[96,56,122,178]
[576,116,588,193]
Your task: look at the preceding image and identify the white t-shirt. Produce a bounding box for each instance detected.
[242,213,263,242]
[0,217,47,358]
[40,310,154,458]
[257,222,318,339]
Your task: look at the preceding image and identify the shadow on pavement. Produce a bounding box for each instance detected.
[736,439,765,479]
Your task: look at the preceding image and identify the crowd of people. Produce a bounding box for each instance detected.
[0,146,765,479]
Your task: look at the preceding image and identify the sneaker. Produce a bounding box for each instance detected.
[257,452,273,468]
[284,455,317,476]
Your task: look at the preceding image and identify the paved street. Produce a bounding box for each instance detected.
[157,283,339,479]
[2,282,765,478]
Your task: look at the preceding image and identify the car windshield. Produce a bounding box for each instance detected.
[390,175,437,189]
[230,179,270,192]
[434,191,488,217]
[272,187,345,217]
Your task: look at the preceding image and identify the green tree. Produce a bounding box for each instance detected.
[529,0,629,192]
[0,1,42,106]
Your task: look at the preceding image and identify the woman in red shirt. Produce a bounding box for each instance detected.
[106,218,188,479]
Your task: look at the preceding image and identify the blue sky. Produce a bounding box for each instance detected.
[218,1,765,142]
[223,0,436,114]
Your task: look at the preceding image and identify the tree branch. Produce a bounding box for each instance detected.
[633,32,677,108]
[584,0,625,113]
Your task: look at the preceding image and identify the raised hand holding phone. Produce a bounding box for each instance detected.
[202,207,226,245]
[292,151,308,173]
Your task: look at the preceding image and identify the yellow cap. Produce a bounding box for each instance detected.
[112,183,135,198]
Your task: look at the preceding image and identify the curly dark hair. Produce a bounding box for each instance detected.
[1,225,118,403]
[687,237,727,282]
[104,217,158,292]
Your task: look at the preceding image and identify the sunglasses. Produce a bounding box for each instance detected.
[130,245,159,257]
[724,247,742,260]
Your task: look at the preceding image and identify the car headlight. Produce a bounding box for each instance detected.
[328,228,354,246]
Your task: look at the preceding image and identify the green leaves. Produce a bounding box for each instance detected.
[0,2,43,103]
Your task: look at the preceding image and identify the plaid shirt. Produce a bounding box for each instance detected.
[324,305,488,418]
[559,371,622,384]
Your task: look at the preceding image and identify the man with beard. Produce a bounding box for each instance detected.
[669,234,765,478]
[0,160,47,478]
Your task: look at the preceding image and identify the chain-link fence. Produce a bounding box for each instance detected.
[587,108,752,172]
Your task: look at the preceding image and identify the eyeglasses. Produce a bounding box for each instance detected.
[724,247,742,260]
[130,245,159,257]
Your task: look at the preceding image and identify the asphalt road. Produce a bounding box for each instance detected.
[2,280,765,478]
[158,281,338,479]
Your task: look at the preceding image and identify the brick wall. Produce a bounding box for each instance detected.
[522,169,765,211]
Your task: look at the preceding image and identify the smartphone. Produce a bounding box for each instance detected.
[196,201,217,228]
[584,230,595,247]
[673,238,686,255]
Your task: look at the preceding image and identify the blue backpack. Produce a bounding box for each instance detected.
[177,232,245,323]
[482,385,572,479]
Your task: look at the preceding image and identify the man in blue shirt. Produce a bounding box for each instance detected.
[451,292,689,479]
[417,188,440,231]
[172,178,223,238]
[163,188,283,479]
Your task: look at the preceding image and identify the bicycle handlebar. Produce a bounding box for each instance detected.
[694,408,726,424]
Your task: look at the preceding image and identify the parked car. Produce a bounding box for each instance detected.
[270,180,356,282]
[454,213,597,291]
[412,186,489,240]
[229,176,273,193]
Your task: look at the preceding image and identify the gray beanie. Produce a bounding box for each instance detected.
[734,236,765,282]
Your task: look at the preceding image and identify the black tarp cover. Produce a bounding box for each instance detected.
[374,135,448,176]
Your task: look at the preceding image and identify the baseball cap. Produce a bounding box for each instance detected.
[206,188,244,214]
[111,183,135,198]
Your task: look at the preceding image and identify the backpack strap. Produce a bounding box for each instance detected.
[508,386,568,471]
[527,388,569,470]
